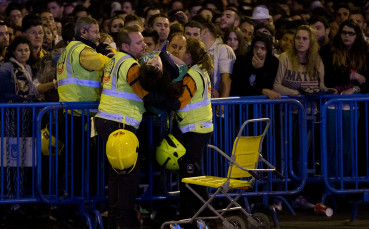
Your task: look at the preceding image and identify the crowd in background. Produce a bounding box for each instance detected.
[1,0,369,104]
[1,0,369,228]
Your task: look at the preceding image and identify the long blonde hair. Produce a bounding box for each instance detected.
[287,25,321,80]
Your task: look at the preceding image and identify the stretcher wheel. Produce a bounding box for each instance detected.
[247,213,270,229]
[223,215,247,229]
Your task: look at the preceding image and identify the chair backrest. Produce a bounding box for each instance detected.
[227,135,263,178]
[226,118,270,179]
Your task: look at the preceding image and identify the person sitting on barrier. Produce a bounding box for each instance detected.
[273,25,327,96]
[95,27,180,229]
[230,31,281,99]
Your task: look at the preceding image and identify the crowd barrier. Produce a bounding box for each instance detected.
[320,96,369,221]
[1,95,368,228]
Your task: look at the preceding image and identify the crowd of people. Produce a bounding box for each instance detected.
[1,0,369,228]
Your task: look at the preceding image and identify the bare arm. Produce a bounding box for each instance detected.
[169,52,186,65]
[219,73,232,98]
[37,82,55,94]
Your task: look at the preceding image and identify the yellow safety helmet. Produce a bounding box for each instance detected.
[41,126,64,156]
[106,129,139,174]
[156,134,186,170]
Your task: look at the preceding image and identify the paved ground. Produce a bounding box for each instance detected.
[1,198,368,228]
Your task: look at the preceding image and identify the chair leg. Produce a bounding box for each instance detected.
[185,184,228,222]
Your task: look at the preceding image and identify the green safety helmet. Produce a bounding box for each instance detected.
[156,134,186,170]
[106,129,139,174]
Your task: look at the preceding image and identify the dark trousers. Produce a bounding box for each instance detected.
[173,127,212,219]
[95,117,140,229]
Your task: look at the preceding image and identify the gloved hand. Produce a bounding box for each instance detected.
[96,43,117,57]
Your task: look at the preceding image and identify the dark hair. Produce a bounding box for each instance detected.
[62,22,75,44]
[250,32,273,62]
[124,14,143,26]
[223,27,246,55]
[194,17,219,38]
[254,22,275,37]
[332,19,368,71]
[5,36,33,63]
[72,5,89,18]
[144,6,161,21]
[198,7,214,19]
[6,3,21,17]
[309,15,329,29]
[185,20,203,31]
[47,0,63,7]
[350,7,365,18]
[139,63,183,99]
[108,16,124,33]
[333,3,350,13]
[168,10,187,25]
[142,29,159,44]
[22,14,42,32]
[168,23,184,40]
[240,17,255,27]
[148,13,169,28]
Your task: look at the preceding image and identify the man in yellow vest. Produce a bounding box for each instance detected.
[95,27,180,229]
[56,16,111,196]
[57,16,111,104]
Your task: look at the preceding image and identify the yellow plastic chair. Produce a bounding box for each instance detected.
[161,118,283,229]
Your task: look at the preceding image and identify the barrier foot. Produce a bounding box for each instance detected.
[350,200,362,222]
[91,209,104,229]
[275,196,296,216]
[267,205,279,228]
[80,211,94,229]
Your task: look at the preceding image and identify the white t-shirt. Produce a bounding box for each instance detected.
[207,37,236,91]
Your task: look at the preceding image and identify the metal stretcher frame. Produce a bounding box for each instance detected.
[160,118,284,229]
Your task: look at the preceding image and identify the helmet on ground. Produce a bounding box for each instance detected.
[156,134,186,170]
[106,129,139,174]
[41,126,64,156]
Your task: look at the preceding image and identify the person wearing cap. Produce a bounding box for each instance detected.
[251,5,274,28]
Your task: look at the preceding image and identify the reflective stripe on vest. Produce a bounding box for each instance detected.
[180,120,213,133]
[101,55,143,102]
[101,88,142,102]
[177,65,212,133]
[57,41,100,88]
[178,65,210,112]
[96,110,140,128]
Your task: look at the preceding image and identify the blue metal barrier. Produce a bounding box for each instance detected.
[0,103,50,204]
[3,94,368,227]
[320,96,369,221]
[35,102,105,229]
[208,96,308,227]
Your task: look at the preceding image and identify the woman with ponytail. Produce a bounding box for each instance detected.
[171,38,214,223]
